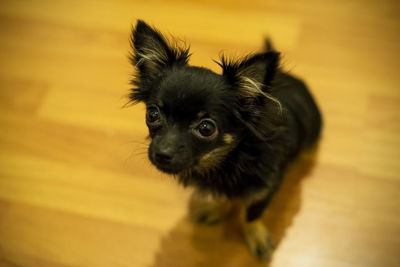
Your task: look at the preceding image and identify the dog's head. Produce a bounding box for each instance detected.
[129,20,281,175]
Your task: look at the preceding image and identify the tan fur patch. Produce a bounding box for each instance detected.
[189,190,232,224]
[243,188,270,205]
[195,141,237,172]
[241,218,268,243]
[239,206,274,260]
[157,99,164,108]
[223,133,234,144]
[196,111,206,118]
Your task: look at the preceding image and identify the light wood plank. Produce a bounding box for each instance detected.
[0,0,399,266]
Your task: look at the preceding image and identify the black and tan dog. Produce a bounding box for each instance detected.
[128,20,322,260]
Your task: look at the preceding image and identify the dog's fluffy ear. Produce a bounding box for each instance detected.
[129,20,190,102]
[219,52,280,93]
[131,20,190,76]
[218,52,282,139]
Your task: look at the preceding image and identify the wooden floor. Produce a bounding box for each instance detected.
[1,0,400,266]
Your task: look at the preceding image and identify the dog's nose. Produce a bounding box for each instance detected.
[155,149,173,165]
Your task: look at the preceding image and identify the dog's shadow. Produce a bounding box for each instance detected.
[150,146,319,267]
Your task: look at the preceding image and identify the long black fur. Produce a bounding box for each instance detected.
[129,20,322,217]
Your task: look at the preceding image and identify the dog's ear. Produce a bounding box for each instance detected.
[130,20,190,80]
[218,52,281,139]
[219,52,279,93]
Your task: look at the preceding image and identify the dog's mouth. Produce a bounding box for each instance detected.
[153,163,183,175]
[149,151,191,175]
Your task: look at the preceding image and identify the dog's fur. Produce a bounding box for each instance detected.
[128,20,322,260]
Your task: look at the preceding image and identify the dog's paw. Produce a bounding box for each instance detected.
[242,219,274,260]
[247,232,274,260]
[190,205,224,224]
[189,192,232,224]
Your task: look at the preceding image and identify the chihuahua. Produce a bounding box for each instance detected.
[128,20,322,260]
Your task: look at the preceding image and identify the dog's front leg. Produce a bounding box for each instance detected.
[189,190,233,224]
[241,190,275,260]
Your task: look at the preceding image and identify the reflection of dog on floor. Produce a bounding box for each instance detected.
[128,20,322,260]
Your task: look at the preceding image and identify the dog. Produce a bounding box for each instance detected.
[128,20,322,260]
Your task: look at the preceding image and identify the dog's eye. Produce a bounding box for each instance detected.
[147,106,160,123]
[195,119,217,138]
